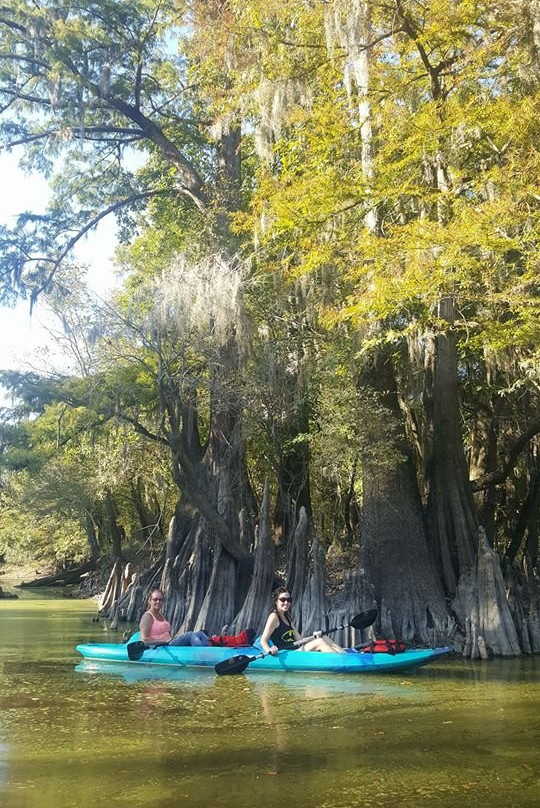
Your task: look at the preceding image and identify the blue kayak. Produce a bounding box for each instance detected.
[76,635,453,674]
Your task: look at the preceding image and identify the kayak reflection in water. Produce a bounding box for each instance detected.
[260,587,346,655]
[140,588,253,647]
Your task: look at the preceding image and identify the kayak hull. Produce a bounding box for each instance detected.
[76,639,453,674]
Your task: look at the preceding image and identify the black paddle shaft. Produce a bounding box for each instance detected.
[214,608,378,676]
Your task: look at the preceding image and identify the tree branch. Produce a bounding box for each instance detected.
[54,47,208,210]
[118,412,169,448]
[31,189,171,299]
[0,15,27,35]
[394,2,452,101]
[470,418,540,491]
[0,10,208,211]
[120,410,254,570]
[0,52,49,69]
[0,86,51,106]
[3,125,145,149]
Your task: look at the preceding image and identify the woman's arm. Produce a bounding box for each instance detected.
[260,613,279,655]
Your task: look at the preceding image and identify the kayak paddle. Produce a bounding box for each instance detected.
[214,608,378,676]
[127,640,150,661]
[127,640,179,660]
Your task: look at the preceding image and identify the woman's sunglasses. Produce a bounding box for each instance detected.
[278,597,292,603]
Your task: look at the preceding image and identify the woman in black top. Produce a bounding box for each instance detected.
[260,587,346,654]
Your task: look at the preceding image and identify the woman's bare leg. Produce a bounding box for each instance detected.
[303,637,346,654]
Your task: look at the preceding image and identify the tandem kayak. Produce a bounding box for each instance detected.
[76,635,453,675]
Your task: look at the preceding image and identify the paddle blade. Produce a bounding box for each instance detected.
[350,609,378,631]
[215,654,255,676]
[127,641,148,661]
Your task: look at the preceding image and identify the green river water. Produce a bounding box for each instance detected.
[0,588,538,808]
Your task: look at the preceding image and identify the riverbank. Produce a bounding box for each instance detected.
[0,558,111,598]
[0,561,55,582]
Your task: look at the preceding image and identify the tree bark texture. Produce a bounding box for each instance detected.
[298,530,328,636]
[424,301,479,594]
[285,507,332,637]
[84,512,101,561]
[358,350,454,645]
[286,504,309,605]
[469,399,499,544]
[452,527,521,657]
[228,479,275,633]
[270,292,314,547]
[104,491,125,562]
[505,557,540,653]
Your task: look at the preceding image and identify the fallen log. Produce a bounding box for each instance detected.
[17,562,96,588]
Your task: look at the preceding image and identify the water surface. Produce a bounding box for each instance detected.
[0,589,538,808]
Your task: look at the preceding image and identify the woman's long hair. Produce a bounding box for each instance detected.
[271,587,294,626]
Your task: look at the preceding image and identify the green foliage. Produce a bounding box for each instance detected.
[0,471,87,566]
[0,340,176,567]
[233,2,538,358]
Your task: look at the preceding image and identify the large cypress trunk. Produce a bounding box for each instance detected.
[469,394,499,544]
[118,376,257,632]
[424,299,478,595]
[158,333,256,633]
[266,282,314,548]
[274,387,312,547]
[116,118,261,631]
[286,507,328,635]
[229,479,275,634]
[452,527,521,658]
[358,350,453,645]
[422,302,525,655]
